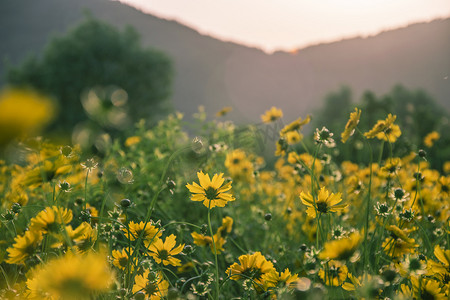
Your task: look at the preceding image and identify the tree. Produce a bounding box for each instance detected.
[312,85,449,170]
[312,86,353,135]
[7,16,173,133]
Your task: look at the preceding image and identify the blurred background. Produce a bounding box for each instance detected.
[1,0,449,166]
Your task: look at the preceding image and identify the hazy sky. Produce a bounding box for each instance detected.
[117,0,450,53]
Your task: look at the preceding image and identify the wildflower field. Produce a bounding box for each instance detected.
[0,92,449,299]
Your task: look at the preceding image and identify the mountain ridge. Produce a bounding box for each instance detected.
[1,0,449,123]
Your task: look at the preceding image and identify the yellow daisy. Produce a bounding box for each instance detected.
[30,206,73,234]
[424,131,440,147]
[123,221,162,246]
[280,115,311,134]
[261,107,283,123]
[318,260,348,287]
[427,245,450,282]
[410,276,446,300]
[364,114,401,142]
[132,270,169,300]
[0,88,55,147]
[318,231,362,261]
[382,225,418,258]
[226,251,275,282]
[63,222,97,253]
[112,248,134,270]
[300,187,347,218]
[6,230,43,264]
[285,130,303,145]
[186,171,235,208]
[262,268,299,290]
[191,232,226,254]
[26,251,115,300]
[341,108,361,143]
[148,234,184,266]
[191,216,233,254]
[215,106,232,117]
[125,136,141,147]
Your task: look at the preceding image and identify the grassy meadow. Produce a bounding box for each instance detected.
[0,90,449,299]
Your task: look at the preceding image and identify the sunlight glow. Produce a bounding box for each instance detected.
[116,0,450,52]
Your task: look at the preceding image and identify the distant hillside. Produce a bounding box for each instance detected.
[1,0,449,123]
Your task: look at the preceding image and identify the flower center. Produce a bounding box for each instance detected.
[409,258,421,271]
[119,257,128,268]
[158,249,169,260]
[320,131,330,140]
[394,188,405,199]
[205,187,218,200]
[329,266,340,278]
[145,282,158,295]
[317,201,328,214]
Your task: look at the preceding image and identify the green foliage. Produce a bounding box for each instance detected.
[7,16,173,133]
[313,85,450,169]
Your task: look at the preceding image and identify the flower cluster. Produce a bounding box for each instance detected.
[0,107,448,299]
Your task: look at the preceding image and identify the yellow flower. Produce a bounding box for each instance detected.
[379,157,402,177]
[71,223,97,253]
[54,222,98,253]
[435,176,449,199]
[112,248,134,270]
[300,187,347,218]
[125,136,141,147]
[177,261,195,273]
[191,216,233,254]
[123,221,162,246]
[261,107,283,123]
[0,88,55,147]
[342,273,362,291]
[132,270,169,300]
[382,225,418,258]
[318,231,362,261]
[6,230,43,264]
[410,276,446,300]
[22,159,72,188]
[226,251,275,282]
[30,206,73,234]
[341,108,361,143]
[148,234,184,266]
[225,149,254,180]
[280,115,311,134]
[191,232,226,254]
[377,123,401,143]
[318,260,348,286]
[285,130,303,145]
[424,131,440,147]
[225,149,247,169]
[215,106,232,117]
[186,171,235,208]
[444,161,450,174]
[26,251,115,300]
[217,216,233,236]
[427,245,450,282]
[364,114,401,142]
[262,268,299,290]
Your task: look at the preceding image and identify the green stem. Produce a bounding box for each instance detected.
[0,265,11,290]
[96,179,108,250]
[84,169,90,211]
[127,146,190,292]
[360,129,374,273]
[377,140,385,166]
[208,202,220,300]
[310,144,323,248]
